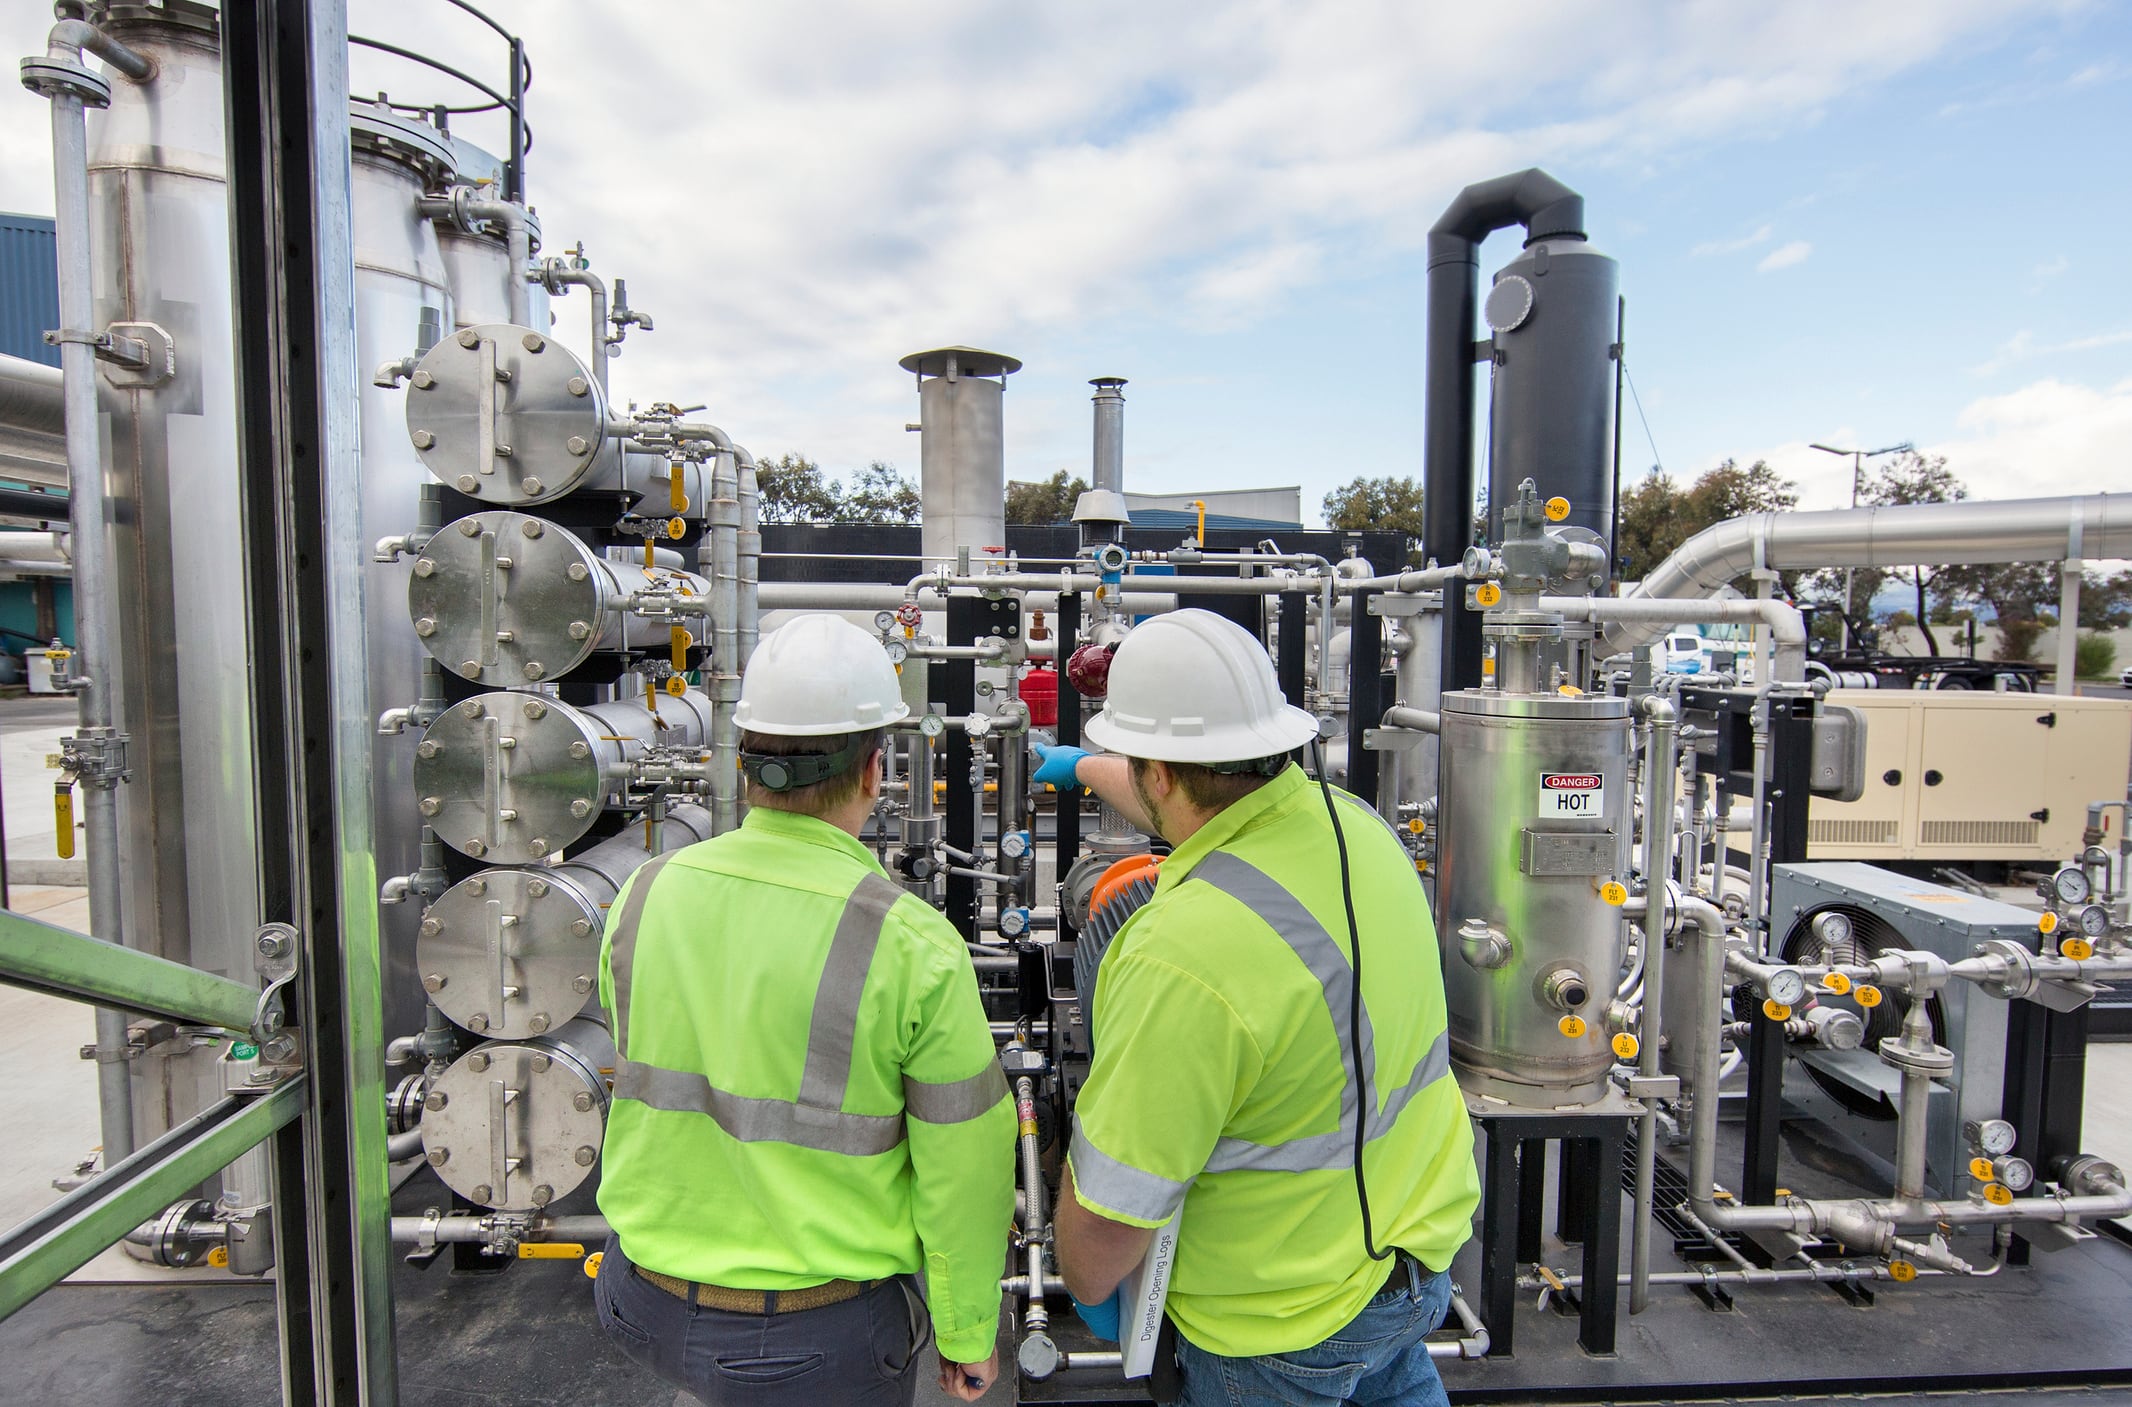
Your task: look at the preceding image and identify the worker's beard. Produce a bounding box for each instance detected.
[1128,761,1172,845]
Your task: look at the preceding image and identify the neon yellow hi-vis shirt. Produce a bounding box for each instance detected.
[1069,765,1479,1358]
[597,807,1015,1364]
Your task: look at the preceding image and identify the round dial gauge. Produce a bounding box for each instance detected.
[919,712,946,739]
[2052,867,2091,905]
[874,610,898,632]
[1765,967,1808,1008]
[1970,1118,2018,1157]
[882,639,909,665]
[2079,903,2112,939]
[1994,1156,2036,1193]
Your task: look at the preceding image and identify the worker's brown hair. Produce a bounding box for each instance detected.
[741,727,886,815]
[1130,754,1288,813]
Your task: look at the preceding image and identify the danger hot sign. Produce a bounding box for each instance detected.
[1539,772,1606,816]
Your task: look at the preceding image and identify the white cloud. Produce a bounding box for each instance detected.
[1934,375,2132,496]
[1756,240,1813,272]
[0,0,2067,479]
[1973,327,2132,376]
[1690,223,1772,257]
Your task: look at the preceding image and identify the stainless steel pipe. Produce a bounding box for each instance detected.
[1628,695,1680,1315]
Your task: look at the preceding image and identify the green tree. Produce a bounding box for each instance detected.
[1006,470,1090,526]
[2076,633,2119,680]
[1323,475,1427,565]
[755,452,839,524]
[1616,459,1799,586]
[836,461,921,524]
[1859,452,1967,654]
[2079,568,2132,631]
[1939,561,2055,663]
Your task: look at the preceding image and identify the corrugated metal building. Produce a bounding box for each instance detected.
[0,213,60,368]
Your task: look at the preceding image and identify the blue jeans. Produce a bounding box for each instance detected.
[1174,1263,1453,1407]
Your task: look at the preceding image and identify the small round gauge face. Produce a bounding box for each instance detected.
[2053,867,2092,905]
[874,610,897,632]
[919,713,946,738]
[1766,968,1808,1008]
[1975,1119,2017,1156]
[882,639,909,665]
[2080,903,2112,938]
[1995,1156,2036,1192]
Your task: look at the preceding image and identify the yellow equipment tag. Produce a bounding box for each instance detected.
[665,676,688,697]
[668,516,687,539]
[53,786,74,860]
[1854,985,1883,1009]
[1611,1032,1639,1060]
[1888,1260,1917,1283]
[1558,1015,1587,1039]
[1763,1000,1792,1023]
[1475,582,1503,608]
[1600,881,1628,907]
[1984,1183,2016,1206]
[1970,1157,1996,1182]
[584,1251,604,1279]
[1822,971,1852,996]
[2061,937,2094,961]
[2038,911,2060,936]
[1545,496,1572,522]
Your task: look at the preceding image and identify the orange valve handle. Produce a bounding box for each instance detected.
[518,1242,587,1260]
[53,780,75,860]
[671,626,692,674]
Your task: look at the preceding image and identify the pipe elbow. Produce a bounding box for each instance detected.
[48,20,154,81]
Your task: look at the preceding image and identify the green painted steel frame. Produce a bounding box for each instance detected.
[0,906,260,1033]
[0,1077,305,1320]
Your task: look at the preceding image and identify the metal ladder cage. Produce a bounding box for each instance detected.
[0,1,396,1401]
[348,0,531,201]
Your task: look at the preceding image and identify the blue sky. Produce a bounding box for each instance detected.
[1,1,2125,530]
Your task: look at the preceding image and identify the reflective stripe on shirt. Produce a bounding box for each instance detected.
[1186,849,1454,1177]
[607,861,1002,1155]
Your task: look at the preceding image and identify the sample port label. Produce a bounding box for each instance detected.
[1539,772,1606,816]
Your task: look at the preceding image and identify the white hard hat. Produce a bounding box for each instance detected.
[735,614,911,736]
[1084,609,1319,764]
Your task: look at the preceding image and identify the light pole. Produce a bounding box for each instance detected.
[1810,440,1913,652]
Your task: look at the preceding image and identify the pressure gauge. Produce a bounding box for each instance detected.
[1993,1155,2036,1193]
[1764,967,1808,1008]
[2051,867,2091,906]
[2080,903,2113,939]
[919,713,946,739]
[882,638,909,666]
[874,610,898,632]
[1966,1118,2018,1157]
[1810,910,1853,949]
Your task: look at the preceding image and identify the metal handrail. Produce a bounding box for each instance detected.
[0,906,260,1033]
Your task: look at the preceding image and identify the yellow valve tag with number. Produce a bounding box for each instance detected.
[1545,496,1572,522]
[207,1246,229,1269]
[2061,937,2094,961]
[1970,1156,1996,1182]
[584,1251,604,1279]
[1475,582,1502,608]
[1763,999,1792,1022]
[2038,910,2060,935]
[1984,1183,2016,1206]
[1855,985,1883,1009]
[1888,1260,1917,1283]
[1612,1032,1640,1060]
[518,1242,587,1260]
[668,516,687,539]
[665,675,688,697]
[1600,881,1628,907]
[1558,1015,1587,1039]
[1823,971,1852,996]
[1408,817,1426,833]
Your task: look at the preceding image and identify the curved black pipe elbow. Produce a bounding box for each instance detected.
[1427,168,1585,264]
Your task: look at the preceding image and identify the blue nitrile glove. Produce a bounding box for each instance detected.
[1072,1288,1124,1343]
[1032,742,1089,792]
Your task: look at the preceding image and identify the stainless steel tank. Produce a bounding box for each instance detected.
[412,690,714,864]
[437,198,548,333]
[406,322,609,505]
[409,511,712,687]
[350,102,455,1050]
[418,804,713,1039]
[85,3,259,1146]
[1435,691,1632,1104]
[419,1016,616,1211]
[901,347,1019,565]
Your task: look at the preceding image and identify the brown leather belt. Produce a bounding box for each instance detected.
[633,1264,876,1314]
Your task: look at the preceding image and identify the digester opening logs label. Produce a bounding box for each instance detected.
[1539,772,1606,817]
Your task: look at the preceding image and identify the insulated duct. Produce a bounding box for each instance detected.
[1423,168,1590,694]
[0,353,67,488]
[1607,493,2132,655]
